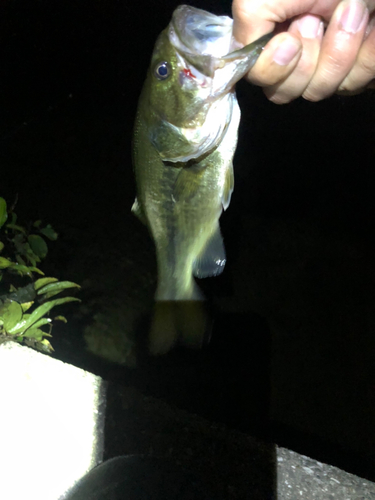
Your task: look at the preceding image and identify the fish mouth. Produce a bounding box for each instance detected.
[171,5,234,58]
[169,5,237,78]
[169,5,272,85]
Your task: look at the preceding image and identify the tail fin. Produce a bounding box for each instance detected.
[148,300,210,356]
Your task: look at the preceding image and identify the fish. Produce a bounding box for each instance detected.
[132,5,273,355]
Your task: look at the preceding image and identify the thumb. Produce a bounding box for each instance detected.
[243,32,303,88]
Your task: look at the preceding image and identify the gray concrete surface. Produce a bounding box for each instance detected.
[277,447,375,500]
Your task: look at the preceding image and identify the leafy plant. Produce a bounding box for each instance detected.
[0,196,80,353]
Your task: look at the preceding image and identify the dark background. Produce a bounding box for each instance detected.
[0,0,374,492]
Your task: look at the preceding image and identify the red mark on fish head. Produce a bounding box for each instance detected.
[182,68,195,79]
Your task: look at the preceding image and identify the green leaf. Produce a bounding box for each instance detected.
[15,254,27,266]
[33,220,42,228]
[8,296,80,334]
[0,242,4,253]
[22,328,45,340]
[28,235,48,259]
[25,252,37,268]
[0,198,7,229]
[0,301,23,332]
[37,281,81,300]
[22,327,51,340]
[7,263,32,277]
[13,233,26,253]
[39,339,54,352]
[54,315,67,323]
[29,318,52,330]
[29,267,44,276]
[0,257,13,269]
[21,301,34,312]
[39,224,58,241]
[34,277,58,291]
[14,236,41,267]
[6,224,26,234]
[10,212,17,225]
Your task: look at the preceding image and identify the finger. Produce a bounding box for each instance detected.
[244,32,303,88]
[264,14,324,103]
[232,0,281,43]
[232,0,341,44]
[338,15,375,91]
[303,0,370,101]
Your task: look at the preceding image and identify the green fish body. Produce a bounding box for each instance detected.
[132,5,272,354]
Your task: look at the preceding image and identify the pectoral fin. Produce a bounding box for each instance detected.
[173,165,206,203]
[193,225,226,278]
[131,197,147,224]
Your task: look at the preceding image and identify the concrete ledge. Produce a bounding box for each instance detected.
[1,342,373,499]
[104,384,375,500]
[0,342,106,500]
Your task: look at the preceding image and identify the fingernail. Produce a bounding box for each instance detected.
[273,38,301,66]
[339,0,368,34]
[297,15,322,39]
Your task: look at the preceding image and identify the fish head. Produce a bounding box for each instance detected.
[140,5,272,162]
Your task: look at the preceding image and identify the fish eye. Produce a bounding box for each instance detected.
[154,61,170,81]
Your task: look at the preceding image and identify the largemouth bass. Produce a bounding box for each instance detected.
[132,5,272,354]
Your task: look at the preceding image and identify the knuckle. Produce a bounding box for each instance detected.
[303,69,337,99]
[302,73,334,100]
[265,88,293,104]
[302,90,321,102]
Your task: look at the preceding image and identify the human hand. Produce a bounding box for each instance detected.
[232,0,375,103]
